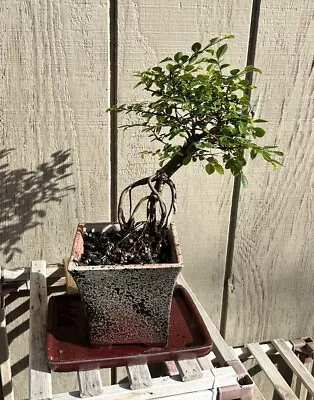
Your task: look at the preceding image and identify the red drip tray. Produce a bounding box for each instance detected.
[47,285,213,372]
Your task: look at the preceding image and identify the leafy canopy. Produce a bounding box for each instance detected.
[110,35,283,187]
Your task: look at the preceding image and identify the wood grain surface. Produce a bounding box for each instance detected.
[0,0,110,269]
[116,0,253,326]
[224,0,314,344]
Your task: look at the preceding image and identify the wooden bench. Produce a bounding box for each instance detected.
[1,261,314,399]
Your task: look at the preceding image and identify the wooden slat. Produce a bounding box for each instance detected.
[63,260,78,295]
[211,366,238,388]
[177,275,237,365]
[3,265,64,282]
[272,338,314,397]
[197,355,215,371]
[247,342,298,400]
[126,364,152,390]
[175,359,203,382]
[29,261,52,400]
[228,346,265,400]
[77,370,104,398]
[2,265,66,292]
[164,361,179,377]
[253,386,267,400]
[0,269,15,400]
[53,368,226,400]
[233,341,293,361]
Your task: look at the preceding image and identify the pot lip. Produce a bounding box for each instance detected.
[68,221,183,272]
[68,262,182,271]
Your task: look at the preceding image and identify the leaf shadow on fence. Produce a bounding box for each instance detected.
[0,149,75,263]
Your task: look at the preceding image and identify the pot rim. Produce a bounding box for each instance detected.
[68,221,183,272]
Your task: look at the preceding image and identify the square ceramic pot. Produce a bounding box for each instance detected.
[68,222,183,347]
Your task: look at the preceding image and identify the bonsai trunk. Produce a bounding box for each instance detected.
[118,138,200,230]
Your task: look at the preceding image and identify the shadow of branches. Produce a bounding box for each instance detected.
[0,149,75,262]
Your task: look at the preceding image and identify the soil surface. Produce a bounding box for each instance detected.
[77,225,171,265]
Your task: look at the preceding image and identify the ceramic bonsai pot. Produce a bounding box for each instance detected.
[68,222,183,347]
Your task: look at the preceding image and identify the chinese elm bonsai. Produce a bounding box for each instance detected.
[67,35,284,348]
[79,34,283,266]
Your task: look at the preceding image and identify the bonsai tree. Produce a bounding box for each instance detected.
[68,36,283,349]
[80,35,283,265]
[111,35,282,235]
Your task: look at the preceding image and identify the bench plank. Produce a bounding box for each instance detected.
[175,359,203,382]
[78,370,104,398]
[272,338,314,397]
[29,261,52,400]
[0,270,15,400]
[247,342,298,400]
[126,364,152,390]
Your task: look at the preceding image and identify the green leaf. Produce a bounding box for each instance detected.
[192,42,202,52]
[253,119,267,123]
[205,163,215,175]
[215,163,224,174]
[152,66,162,73]
[240,173,248,188]
[239,79,250,86]
[209,37,219,45]
[253,127,266,137]
[245,65,262,74]
[184,64,195,71]
[216,44,228,58]
[160,56,173,63]
[250,149,257,159]
[174,52,183,62]
[230,69,240,75]
[224,34,235,39]
[272,151,284,156]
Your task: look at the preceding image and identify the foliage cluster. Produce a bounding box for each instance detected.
[111,35,283,187]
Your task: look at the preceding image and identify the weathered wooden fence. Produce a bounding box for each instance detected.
[1,0,314,397]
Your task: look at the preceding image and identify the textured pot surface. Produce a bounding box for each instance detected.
[69,222,183,347]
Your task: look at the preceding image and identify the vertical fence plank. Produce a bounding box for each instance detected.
[0,0,110,269]
[225,0,314,344]
[116,0,253,326]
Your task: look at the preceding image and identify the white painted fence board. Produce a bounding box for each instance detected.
[29,261,52,400]
[225,0,314,345]
[0,0,110,270]
[247,342,298,400]
[77,370,104,398]
[116,0,253,327]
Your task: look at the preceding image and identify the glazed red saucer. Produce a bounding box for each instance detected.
[47,285,213,372]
